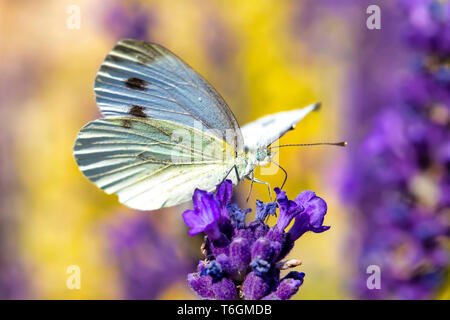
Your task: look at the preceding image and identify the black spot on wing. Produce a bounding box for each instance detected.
[125,77,148,91]
[129,105,147,118]
[121,119,132,129]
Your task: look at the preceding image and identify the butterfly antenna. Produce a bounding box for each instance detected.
[270,141,347,148]
[270,160,288,189]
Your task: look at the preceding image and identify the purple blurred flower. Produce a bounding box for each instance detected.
[184,180,330,300]
[0,77,31,298]
[340,0,449,299]
[202,14,236,68]
[108,214,189,299]
[0,263,27,299]
[103,2,155,40]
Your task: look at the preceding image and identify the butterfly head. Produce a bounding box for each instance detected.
[254,147,272,166]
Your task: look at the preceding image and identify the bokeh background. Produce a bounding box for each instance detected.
[0,0,448,299]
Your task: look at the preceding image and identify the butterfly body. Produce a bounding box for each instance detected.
[73,39,319,211]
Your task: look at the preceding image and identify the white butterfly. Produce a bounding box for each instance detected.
[73,39,322,211]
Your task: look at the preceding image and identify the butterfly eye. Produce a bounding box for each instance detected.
[256,149,267,161]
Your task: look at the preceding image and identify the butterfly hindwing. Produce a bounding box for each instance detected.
[73,117,237,210]
[94,39,243,151]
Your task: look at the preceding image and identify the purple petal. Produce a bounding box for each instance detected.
[251,238,275,262]
[187,273,215,299]
[295,191,328,228]
[212,277,238,300]
[182,210,205,236]
[275,188,304,232]
[255,200,277,222]
[227,203,251,229]
[274,278,303,300]
[192,189,220,222]
[216,254,234,275]
[243,272,270,300]
[288,191,329,241]
[182,189,221,238]
[229,237,251,280]
[216,180,233,208]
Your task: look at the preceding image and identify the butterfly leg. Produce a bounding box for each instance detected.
[219,165,240,187]
[234,166,241,183]
[250,176,273,202]
[245,171,255,202]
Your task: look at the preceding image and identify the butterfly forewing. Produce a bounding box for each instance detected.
[241,104,319,150]
[74,117,238,210]
[94,39,243,151]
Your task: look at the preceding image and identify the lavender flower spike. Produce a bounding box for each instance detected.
[333,0,449,299]
[185,180,330,300]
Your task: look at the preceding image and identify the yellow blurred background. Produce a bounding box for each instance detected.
[0,0,357,299]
